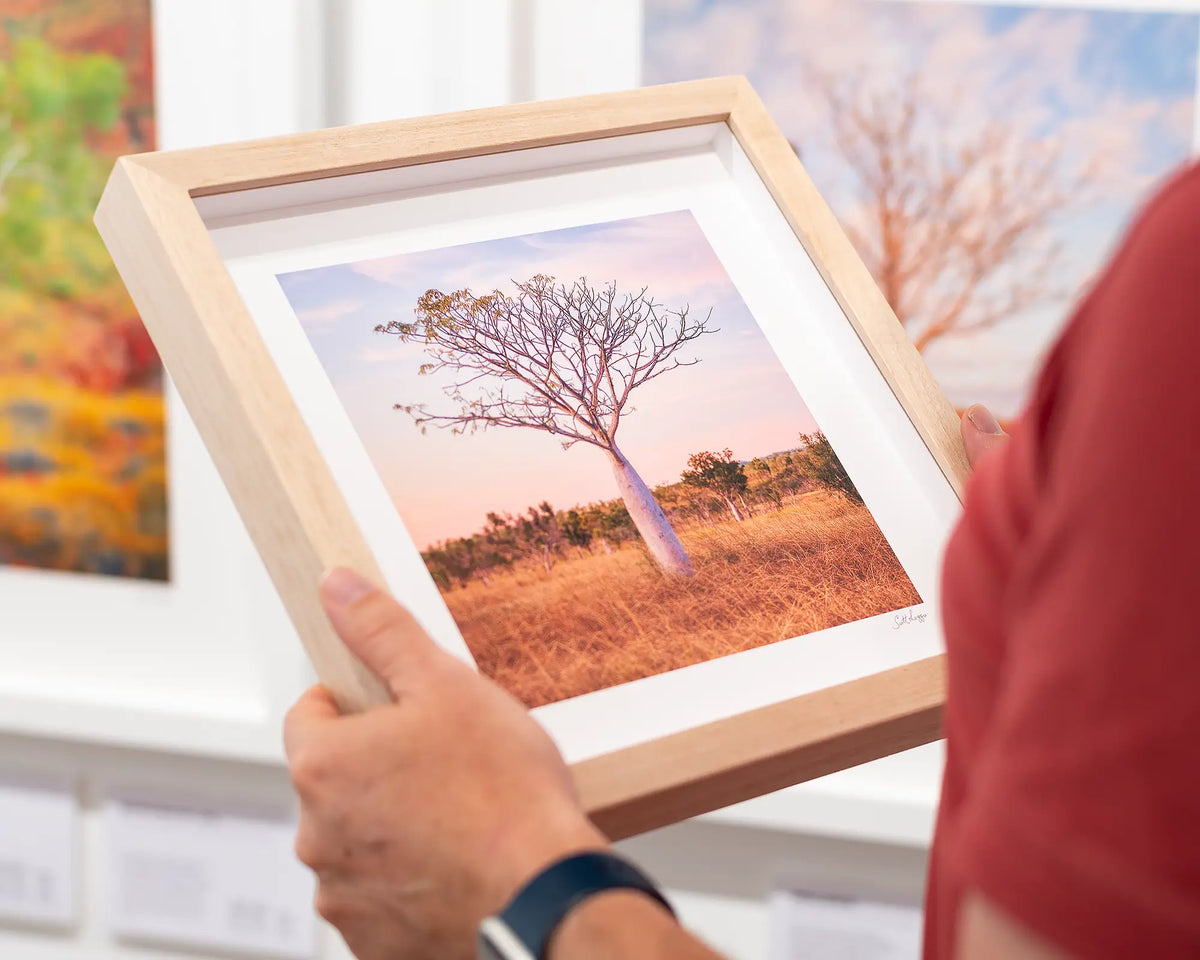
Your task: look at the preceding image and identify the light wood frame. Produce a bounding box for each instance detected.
[95,77,968,840]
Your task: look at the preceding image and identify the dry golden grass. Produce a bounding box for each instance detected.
[443,491,921,708]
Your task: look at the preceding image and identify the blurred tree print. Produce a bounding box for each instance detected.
[0,0,167,581]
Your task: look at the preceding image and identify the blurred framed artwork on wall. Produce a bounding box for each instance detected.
[0,0,167,583]
[0,0,324,762]
[643,0,1200,422]
[96,78,969,837]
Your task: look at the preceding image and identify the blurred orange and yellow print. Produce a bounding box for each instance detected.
[0,0,167,580]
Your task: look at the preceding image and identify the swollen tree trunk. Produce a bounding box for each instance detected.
[607,446,695,577]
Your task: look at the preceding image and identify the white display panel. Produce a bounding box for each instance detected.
[0,0,322,763]
[0,774,78,930]
[0,732,355,960]
[106,797,315,958]
[198,124,960,765]
[768,889,923,960]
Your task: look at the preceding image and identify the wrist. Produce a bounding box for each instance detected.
[549,890,680,960]
[481,849,678,960]
[485,810,609,915]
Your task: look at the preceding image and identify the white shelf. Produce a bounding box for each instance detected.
[702,742,943,848]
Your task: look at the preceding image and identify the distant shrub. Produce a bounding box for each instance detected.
[680,448,750,521]
[795,432,863,505]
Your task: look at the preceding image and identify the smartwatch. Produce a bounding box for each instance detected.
[478,850,675,960]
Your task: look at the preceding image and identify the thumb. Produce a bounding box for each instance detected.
[961,404,1009,470]
[319,567,439,692]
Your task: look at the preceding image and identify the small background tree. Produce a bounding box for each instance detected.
[680,448,750,522]
[796,432,862,506]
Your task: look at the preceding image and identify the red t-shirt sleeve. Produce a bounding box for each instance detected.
[951,168,1200,957]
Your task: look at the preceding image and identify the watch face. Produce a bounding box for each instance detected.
[478,917,537,960]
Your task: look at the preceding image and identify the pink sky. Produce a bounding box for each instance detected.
[280,211,820,548]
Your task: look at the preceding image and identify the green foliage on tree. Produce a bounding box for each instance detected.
[795,432,863,505]
[0,35,126,297]
[680,448,750,521]
[562,509,593,549]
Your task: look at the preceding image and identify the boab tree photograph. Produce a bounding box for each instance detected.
[279,211,920,707]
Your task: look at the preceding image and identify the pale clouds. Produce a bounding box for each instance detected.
[348,211,734,317]
[647,1,1194,183]
[1169,95,1199,154]
[359,341,430,365]
[295,296,368,325]
[646,0,1198,413]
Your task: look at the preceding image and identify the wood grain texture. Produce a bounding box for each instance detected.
[95,77,961,835]
[95,160,393,712]
[728,80,971,497]
[139,77,742,196]
[580,655,945,841]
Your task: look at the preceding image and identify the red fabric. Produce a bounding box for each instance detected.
[925,162,1200,959]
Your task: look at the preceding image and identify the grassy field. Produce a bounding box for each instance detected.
[443,491,920,707]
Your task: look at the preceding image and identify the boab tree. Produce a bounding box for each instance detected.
[377,274,716,577]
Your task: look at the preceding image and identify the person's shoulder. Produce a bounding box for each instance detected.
[1076,161,1200,354]
[1141,160,1200,208]
[1034,162,1200,463]
[1107,161,1200,281]
[1135,160,1200,224]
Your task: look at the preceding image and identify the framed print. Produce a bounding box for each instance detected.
[96,78,970,838]
[0,0,324,762]
[0,0,167,583]
[644,0,1200,422]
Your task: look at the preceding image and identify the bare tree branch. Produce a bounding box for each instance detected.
[814,65,1093,353]
[376,274,717,450]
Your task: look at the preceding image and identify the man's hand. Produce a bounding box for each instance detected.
[961,403,1008,469]
[284,568,607,960]
[282,398,1014,960]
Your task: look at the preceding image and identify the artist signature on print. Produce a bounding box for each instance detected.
[893,608,928,630]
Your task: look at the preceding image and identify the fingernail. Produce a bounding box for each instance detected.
[966,404,1003,435]
[320,567,375,608]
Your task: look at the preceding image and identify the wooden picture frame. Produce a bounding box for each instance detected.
[95,77,969,840]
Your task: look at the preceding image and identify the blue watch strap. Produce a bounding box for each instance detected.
[499,850,674,959]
